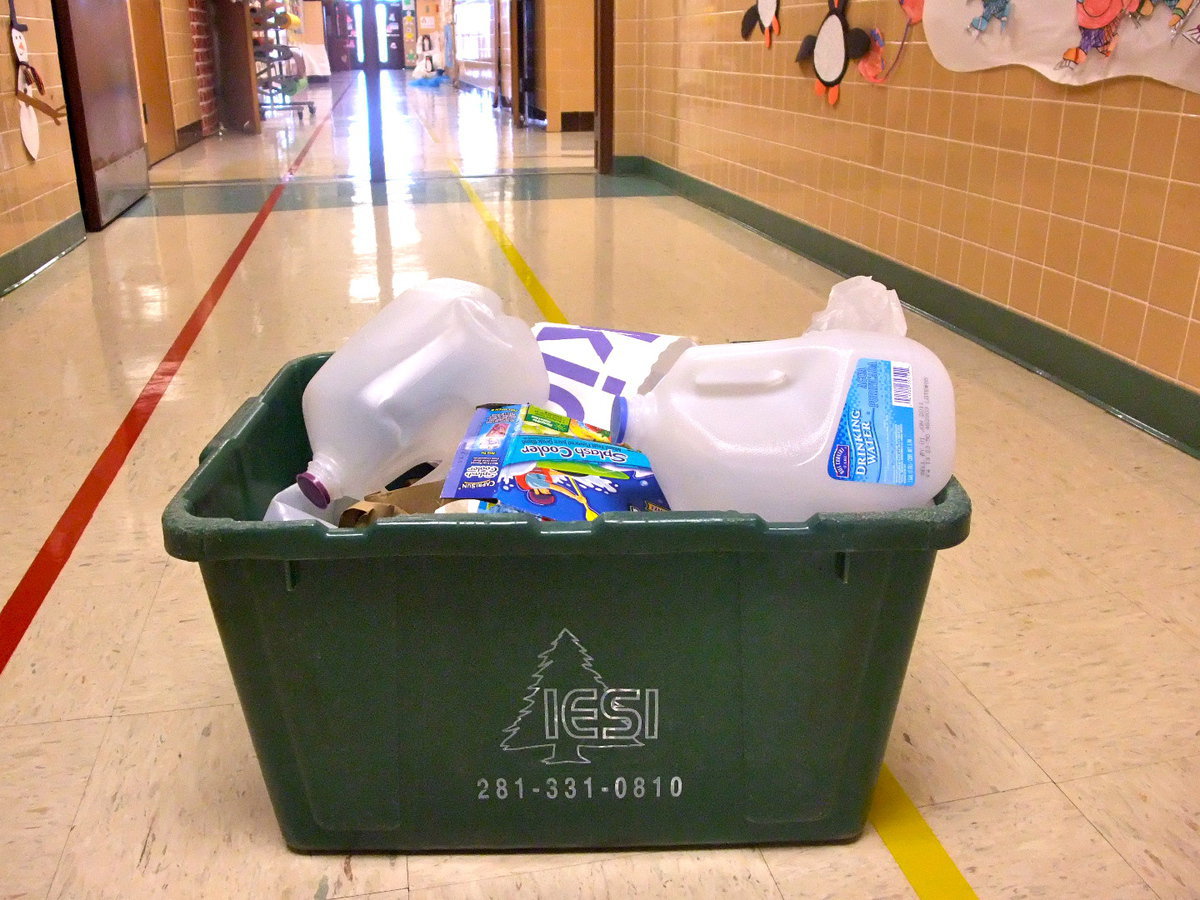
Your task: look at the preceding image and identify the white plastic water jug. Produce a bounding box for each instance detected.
[610,329,955,521]
[297,278,549,507]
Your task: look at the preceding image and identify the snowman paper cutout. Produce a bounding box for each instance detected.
[9,0,65,159]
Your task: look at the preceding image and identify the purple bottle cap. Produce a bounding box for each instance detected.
[296,471,331,509]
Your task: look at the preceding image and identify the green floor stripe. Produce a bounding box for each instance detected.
[128,173,673,218]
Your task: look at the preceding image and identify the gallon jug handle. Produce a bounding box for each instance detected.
[691,367,790,392]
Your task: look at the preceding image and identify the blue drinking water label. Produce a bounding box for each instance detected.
[828,358,916,486]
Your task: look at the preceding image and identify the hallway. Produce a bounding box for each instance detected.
[0,71,1198,899]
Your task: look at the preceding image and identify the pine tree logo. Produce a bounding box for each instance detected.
[501,628,659,764]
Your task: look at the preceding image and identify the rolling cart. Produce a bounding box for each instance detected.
[251,2,316,120]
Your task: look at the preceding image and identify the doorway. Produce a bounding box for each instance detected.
[128,0,176,164]
[348,0,408,69]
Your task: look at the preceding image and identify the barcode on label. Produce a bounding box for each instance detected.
[891,363,913,407]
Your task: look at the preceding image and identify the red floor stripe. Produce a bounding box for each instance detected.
[0,87,350,676]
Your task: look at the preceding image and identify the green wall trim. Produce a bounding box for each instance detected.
[614,155,1200,459]
[0,213,86,298]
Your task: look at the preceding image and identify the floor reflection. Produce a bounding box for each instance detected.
[148,71,596,187]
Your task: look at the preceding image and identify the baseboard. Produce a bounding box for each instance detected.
[614,155,1200,459]
[0,213,86,298]
[560,111,595,132]
[177,120,205,151]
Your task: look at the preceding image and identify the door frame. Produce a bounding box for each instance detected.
[509,0,613,172]
[595,0,613,174]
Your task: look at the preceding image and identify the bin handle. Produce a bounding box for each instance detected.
[199,397,261,464]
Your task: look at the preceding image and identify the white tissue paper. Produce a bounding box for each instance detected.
[808,276,907,336]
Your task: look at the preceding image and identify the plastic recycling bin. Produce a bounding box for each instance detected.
[162,353,970,852]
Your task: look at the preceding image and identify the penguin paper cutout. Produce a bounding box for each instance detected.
[741,0,781,48]
[796,0,874,104]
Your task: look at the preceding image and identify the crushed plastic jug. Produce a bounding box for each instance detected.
[611,328,955,522]
[296,278,549,508]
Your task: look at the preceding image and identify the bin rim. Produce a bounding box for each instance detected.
[161,356,971,563]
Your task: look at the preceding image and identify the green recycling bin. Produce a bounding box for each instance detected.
[162,353,970,852]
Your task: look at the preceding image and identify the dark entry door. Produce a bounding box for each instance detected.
[516,0,538,122]
[52,0,149,230]
[348,0,405,69]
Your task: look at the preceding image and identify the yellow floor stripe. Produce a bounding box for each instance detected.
[869,765,978,898]
[418,106,973,898]
[447,163,569,324]
[407,107,568,323]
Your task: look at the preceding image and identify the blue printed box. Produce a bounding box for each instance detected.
[442,405,670,521]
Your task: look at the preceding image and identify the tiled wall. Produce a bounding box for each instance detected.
[535,0,595,131]
[614,0,1200,394]
[0,1,81,259]
[163,0,202,128]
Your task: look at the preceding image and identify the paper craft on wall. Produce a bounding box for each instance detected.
[796,0,874,104]
[8,0,66,160]
[859,0,925,83]
[741,0,781,48]
[924,0,1200,93]
[968,0,1011,34]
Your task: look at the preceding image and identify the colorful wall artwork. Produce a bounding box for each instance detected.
[924,0,1200,92]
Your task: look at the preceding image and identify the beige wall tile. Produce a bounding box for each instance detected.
[1058,103,1099,165]
[1045,215,1083,275]
[1174,114,1200,182]
[1085,168,1129,231]
[1078,224,1118,287]
[1181,323,1200,389]
[982,249,1013,305]
[1110,234,1158,299]
[1014,207,1050,266]
[1147,246,1200,318]
[1138,307,1188,379]
[1102,293,1148,359]
[1122,174,1169,242]
[1093,106,1138,170]
[1026,102,1063,157]
[987,201,1019,256]
[1163,181,1200,254]
[1039,268,1075,330]
[1130,112,1179,180]
[1009,259,1041,317]
[1140,79,1184,112]
[1020,154,1056,211]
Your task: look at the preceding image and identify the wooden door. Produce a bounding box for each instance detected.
[52,0,150,230]
[211,0,261,133]
[129,0,176,164]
